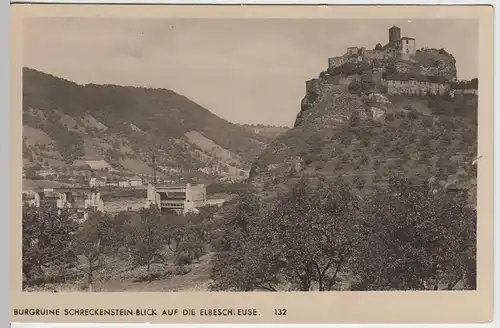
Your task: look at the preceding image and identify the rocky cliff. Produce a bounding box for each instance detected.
[249,65,477,200]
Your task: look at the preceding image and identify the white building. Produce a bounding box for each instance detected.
[36,169,57,179]
[89,177,106,187]
[22,187,104,220]
[146,183,206,215]
[118,180,131,188]
[129,177,143,187]
[384,74,450,96]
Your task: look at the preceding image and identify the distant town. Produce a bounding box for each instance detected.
[22,158,235,221]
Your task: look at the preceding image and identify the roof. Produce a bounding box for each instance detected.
[390,25,400,30]
[154,184,188,190]
[385,74,449,84]
[400,37,415,41]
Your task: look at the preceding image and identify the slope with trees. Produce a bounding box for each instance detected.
[23,68,282,180]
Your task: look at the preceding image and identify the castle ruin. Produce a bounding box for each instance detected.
[328,25,417,72]
[312,25,478,98]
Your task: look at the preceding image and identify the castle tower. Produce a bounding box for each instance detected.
[389,26,401,44]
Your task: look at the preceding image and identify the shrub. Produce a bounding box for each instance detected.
[408,109,419,119]
[174,254,192,266]
[348,79,361,95]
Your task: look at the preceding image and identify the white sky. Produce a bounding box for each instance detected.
[24,18,478,127]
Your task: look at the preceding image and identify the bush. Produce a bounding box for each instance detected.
[348,73,375,96]
[348,79,361,94]
[331,62,371,77]
[174,254,192,266]
[408,109,419,119]
[172,266,191,276]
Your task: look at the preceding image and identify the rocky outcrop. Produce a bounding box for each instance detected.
[329,48,457,82]
[249,66,477,196]
[250,81,386,190]
[413,49,457,80]
[298,76,366,127]
[386,49,457,80]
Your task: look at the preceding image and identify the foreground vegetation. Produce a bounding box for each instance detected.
[212,177,476,291]
[22,204,218,291]
[22,176,476,292]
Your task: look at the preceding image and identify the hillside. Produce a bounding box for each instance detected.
[238,124,290,139]
[22,68,280,183]
[249,72,478,203]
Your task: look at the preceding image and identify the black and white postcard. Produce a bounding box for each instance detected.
[10,4,494,324]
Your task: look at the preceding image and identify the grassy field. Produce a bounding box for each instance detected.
[25,249,214,293]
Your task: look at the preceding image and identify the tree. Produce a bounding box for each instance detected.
[351,177,476,290]
[348,74,375,96]
[211,179,358,291]
[22,204,78,286]
[374,43,383,51]
[174,218,207,265]
[125,206,167,275]
[348,79,362,95]
[23,144,34,162]
[349,111,361,127]
[73,210,123,291]
[210,190,267,291]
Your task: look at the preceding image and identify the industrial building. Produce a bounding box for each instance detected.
[22,187,104,220]
[146,183,207,215]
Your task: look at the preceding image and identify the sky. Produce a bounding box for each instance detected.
[23,18,478,127]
